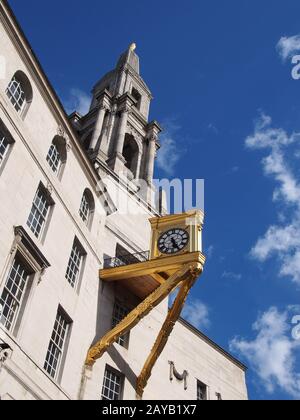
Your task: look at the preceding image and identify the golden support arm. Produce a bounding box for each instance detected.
[85,263,200,367]
[136,265,201,398]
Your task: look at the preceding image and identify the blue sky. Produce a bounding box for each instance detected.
[8,0,300,400]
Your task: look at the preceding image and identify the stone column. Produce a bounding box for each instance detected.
[135,151,143,180]
[90,105,107,150]
[115,108,129,156]
[146,135,157,184]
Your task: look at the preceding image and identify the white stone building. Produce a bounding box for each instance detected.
[0,0,248,401]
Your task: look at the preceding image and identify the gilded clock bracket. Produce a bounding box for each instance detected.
[136,264,201,398]
[84,210,205,398]
[85,263,200,367]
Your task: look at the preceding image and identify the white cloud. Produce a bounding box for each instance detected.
[169,294,210,331]
[222,271,242,281]
[157,137,180,175]
[277,35,300,62]
[251,224,300,262]
[182,298,210,330]
[230,307,300,398]
[64,88,91,115]
[206,245,214,259]
[246,113,300,284]
[156,119,184,176]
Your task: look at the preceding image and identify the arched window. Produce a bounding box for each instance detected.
[122,134,139,177]
[46,136,67,178]
[6,71,33,117]
[79,189,95,228]
[131,87,142,111]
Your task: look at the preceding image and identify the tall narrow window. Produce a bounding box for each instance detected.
[27,184,53,239]
[65,238,86,288]
[0,122,14,172]
[79,189,95,228]
[0,132,9,168]
[101,367,124,400]
[47,143,60,173]
[0,257,31,332]
[6,76,25,112]
[6,71,33,116]
[112,300,130,347]
[131,87,141,110]
[197,381,208,401]
[44,308,71,380]
[46,136,67,177]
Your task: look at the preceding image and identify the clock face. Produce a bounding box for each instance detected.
[158,229,189,255]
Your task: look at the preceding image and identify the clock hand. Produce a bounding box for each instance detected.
[171,238,177,248]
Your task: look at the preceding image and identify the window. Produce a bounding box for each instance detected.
[197,381,208,401]
[27,184,53,239]
[112,300,130,347]
[44,308,71,380]
[0,121,14,172]
[0,132,9,167]
[79,189,95,228]
[0,257,31,332]
[101,367,124,400]
[131,87,141,110]
[47,143,60,173]
[122,134,139,176]
[46,136,67,177]
[65,238,86,288]
[6,71,33,116]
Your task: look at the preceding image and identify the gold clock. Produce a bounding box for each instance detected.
[149,210,204,260]
[157,228,190,255]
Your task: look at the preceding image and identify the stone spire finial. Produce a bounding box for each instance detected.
[129,42,137,52]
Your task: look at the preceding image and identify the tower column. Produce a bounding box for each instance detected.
[90,105,107,150]
[106,107,117,150]
[115,107,130,156]
[135,150,143,180]
[146,135,157,184]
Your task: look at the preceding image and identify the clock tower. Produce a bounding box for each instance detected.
[69,43,161,203]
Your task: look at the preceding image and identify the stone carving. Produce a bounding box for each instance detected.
[57,124,66,138]
[169,361,188,390]
[127,124,144,142]
[66,141,72,152]
[46,181,53,196]
[0,343,12,372]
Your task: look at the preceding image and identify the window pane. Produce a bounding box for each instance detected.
[101,368,123,400]
[47,143,61,174]
[27,187,50,238]
[0,132,9,166]
[79,193,90,224]
[44,310,70,379]
[6,77,26,113]
[0,259,29,331]
[112,301,129,347]
[65,242,83,288]
[197,381,207,401]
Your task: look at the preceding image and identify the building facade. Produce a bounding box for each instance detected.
[0,0,248,401]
